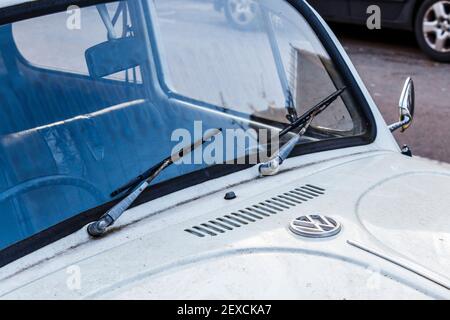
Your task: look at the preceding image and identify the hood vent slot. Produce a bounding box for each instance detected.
[185,184,325,238]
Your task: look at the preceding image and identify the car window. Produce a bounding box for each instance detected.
[151,0,286,123]
[12,3,142,82]
[150,0,358,132]
[0,1,154,252]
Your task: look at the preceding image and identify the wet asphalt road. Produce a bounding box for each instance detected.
[331,24,450,164]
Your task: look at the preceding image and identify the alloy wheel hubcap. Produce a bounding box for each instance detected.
[423,1,450,53]
[228,0,257,25]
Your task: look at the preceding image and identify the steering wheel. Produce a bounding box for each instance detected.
[0,175,104,203]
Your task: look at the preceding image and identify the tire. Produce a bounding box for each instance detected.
[415,0,450,62]
[224,0,260,30]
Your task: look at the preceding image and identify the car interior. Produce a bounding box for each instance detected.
[0,9,238,249]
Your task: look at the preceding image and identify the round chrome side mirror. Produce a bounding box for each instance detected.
[389,77,415,133]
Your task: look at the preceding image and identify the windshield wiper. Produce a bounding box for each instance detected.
[259,87,347,176]
[86,86,345,236]
[87,128,222,237]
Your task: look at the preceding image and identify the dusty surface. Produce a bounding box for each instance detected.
[333,24,450,163]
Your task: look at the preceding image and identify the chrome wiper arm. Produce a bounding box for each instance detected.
[87,128,222,237]
[259,87,346,176]
[258,134,301,176]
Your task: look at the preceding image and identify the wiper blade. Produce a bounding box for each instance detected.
[279,87,347,138]
[110,159,167,198]
[87,128,222,237]
[259,87,346,176]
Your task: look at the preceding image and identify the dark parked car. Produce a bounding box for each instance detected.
[214,0,450,62]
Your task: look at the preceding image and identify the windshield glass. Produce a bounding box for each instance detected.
[151,0,363,132]
[0,0,370,255]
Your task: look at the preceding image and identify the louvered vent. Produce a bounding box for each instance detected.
[185,184,325,238]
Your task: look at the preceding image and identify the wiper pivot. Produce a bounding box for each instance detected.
[259,87,347,176]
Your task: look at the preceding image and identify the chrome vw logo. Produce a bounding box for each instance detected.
[289,215,341,238]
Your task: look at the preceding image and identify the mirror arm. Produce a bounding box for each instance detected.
[388,114,411,132]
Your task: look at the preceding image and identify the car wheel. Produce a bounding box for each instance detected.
[415,0,450,62]
[224,0,259,30]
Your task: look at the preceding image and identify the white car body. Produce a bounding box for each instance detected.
[0,0,449,300]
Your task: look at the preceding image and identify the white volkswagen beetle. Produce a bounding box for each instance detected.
[0,0,449,300]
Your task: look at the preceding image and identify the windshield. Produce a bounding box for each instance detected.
[0,0,370,257]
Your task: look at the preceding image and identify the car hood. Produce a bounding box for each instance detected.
[1,151,450,299]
